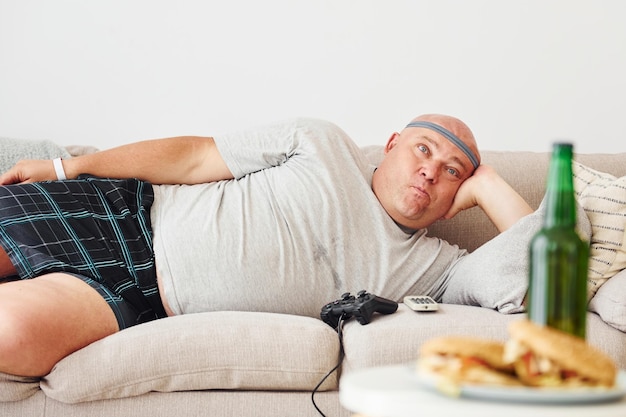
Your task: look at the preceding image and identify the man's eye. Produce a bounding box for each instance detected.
[447,167,459,177]
[417,145,429,154]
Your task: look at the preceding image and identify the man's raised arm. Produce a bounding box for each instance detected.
[442,164,533,233]
[0,136,234,186]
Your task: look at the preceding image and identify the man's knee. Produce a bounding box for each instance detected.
[0,306,45,376]
[0,276,119,377]
[0,247,17,278]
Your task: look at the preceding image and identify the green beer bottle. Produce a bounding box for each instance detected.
[527,143,589,339]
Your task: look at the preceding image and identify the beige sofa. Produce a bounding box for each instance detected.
[1,145,626,417]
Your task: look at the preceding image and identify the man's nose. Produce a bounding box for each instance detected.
[419,163,438,183]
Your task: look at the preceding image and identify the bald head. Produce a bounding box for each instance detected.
[406,114,480,170]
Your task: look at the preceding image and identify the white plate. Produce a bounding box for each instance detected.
[412,367,626,404]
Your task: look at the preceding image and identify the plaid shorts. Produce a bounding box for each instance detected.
[0,176,167,329]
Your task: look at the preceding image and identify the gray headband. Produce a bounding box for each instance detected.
[405,121,479,169]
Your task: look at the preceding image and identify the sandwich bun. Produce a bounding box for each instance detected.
[418,336,522,387]
[420,336,512,371]
[506,320,617,388]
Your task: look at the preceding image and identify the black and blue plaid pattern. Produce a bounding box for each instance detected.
[0,176,166,328]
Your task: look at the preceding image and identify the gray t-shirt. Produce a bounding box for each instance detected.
[151,118,465,318]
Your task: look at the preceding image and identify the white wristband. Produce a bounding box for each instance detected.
[53,157,67,180]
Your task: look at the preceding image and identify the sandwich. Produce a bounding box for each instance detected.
[504,320,617,388]
[417,335,522,388]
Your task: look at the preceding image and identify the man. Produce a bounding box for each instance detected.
[0,114,532,377]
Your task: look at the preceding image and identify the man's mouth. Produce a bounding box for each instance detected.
[410,185,429,199]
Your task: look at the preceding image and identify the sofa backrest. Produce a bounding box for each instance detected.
[362,146,626,252]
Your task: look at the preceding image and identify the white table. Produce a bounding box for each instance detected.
[339,364,626,417]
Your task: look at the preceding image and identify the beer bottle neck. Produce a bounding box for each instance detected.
[543,143,577,228]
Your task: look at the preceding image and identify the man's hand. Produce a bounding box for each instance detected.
[441,165,492,220]
[441,164,533,232]
[0,159,58,185]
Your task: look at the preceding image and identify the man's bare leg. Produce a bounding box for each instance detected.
[0,247,17,279]
[0,273,119,376]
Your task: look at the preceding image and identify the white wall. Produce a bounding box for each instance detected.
[1,0,625,154]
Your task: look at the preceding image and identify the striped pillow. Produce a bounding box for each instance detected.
[573,162,626,299]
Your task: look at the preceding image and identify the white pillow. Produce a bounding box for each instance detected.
[0,137,70,174]
[588,268,626,332]
[442,197,592,313]
[573,162,626,298]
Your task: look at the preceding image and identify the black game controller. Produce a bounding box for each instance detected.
[320,290,398,329]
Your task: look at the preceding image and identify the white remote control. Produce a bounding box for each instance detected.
[404,295,439,312]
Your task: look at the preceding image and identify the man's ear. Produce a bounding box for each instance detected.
[384,132,400,154]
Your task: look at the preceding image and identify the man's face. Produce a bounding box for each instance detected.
[372,123,476,230]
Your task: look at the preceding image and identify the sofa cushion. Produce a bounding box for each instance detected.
[41,311,340,403]
[573,162,626,298]
[342,304,520,373]
[589,268,626,332]
[0,372,40,402]
[342,303,626,372]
